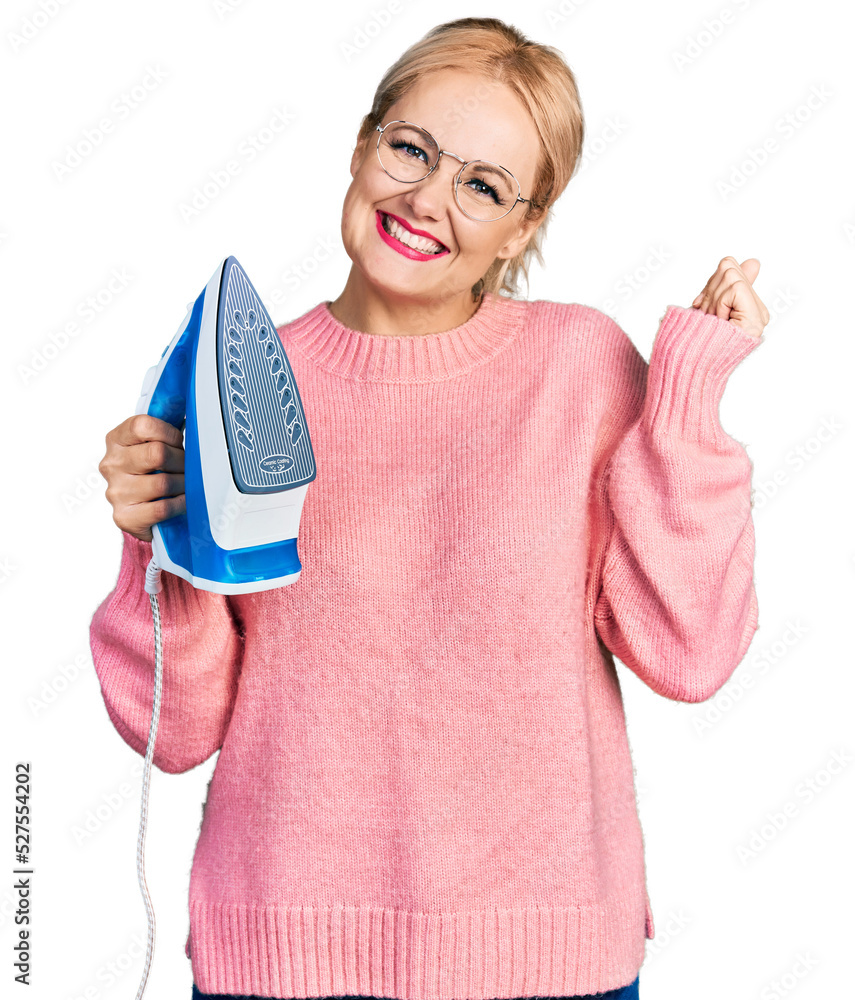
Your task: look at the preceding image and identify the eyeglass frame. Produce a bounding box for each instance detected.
[374,120,535,222]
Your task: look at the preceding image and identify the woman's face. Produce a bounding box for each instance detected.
[340,68,543,311]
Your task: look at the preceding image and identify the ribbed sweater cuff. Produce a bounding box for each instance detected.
[107,530,210,624]
[121,529,154,574]
[105,531,157,618]
[644,305,764,446]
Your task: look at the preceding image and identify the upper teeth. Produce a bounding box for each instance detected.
[383,213,444,254]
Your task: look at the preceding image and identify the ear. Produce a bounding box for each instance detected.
[495,211,544,260]
[350,132,372,178]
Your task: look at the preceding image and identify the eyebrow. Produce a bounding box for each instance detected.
[466,161,513,181]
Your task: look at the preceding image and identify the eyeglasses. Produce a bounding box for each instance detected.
[374,120,533,223]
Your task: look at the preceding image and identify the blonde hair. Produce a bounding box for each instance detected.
[355,17,585,300]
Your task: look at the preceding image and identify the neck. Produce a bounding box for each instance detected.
[328,268,483,337]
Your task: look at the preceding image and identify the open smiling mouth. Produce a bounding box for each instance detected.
[377,211,449,256]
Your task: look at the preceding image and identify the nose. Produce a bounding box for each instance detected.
[401,153,463,220]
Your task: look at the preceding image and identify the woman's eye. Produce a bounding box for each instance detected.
[466,178,500,202]
[393,141,428,164]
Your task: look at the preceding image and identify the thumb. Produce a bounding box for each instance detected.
[740,258,761,285]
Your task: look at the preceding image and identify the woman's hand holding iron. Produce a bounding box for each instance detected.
[99,414,186,542]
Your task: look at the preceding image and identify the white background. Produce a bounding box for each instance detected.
[3,0,853,998]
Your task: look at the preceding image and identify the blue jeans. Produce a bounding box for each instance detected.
[192,978,640,1000]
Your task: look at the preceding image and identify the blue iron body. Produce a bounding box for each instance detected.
[135,256,316,594]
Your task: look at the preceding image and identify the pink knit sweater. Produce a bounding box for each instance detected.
[89,292,763,998]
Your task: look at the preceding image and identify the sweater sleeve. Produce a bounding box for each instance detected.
[89,531,245,773]
[590,304,764,703]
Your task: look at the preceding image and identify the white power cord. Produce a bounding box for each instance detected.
[135,556,164,999]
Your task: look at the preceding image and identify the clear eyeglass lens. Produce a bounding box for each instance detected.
[457,161,517,221]
[378,123,439,180]
[378,122,519,222]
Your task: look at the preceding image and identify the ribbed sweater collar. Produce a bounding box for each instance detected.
[280,290,527,383]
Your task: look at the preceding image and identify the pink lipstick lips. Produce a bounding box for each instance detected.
[375,210,450,261]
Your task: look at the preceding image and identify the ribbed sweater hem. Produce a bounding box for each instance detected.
[185,895,649,999]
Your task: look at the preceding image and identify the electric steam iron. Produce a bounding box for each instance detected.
[135,255,316,594]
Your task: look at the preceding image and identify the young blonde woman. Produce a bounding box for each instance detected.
[91,17,769,1000]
